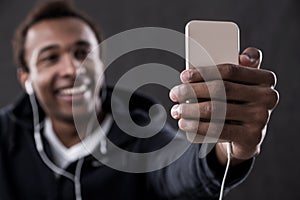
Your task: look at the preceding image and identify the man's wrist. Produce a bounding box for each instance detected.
[204,144,255,186]
[215,143,251,167]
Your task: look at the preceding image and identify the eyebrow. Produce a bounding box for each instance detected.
[38,45,59,55]
[38,40,92,55]
[74,40,91,47]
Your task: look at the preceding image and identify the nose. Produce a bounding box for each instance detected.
[59,53,82,77]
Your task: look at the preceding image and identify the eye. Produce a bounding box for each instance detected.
[37,54,59,66]
[43,54,59,62]
[74,48,90,60]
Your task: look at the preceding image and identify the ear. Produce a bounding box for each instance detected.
[18,68,29,91]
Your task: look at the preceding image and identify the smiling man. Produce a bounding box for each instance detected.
[20,16,104,148]
[0,0,279,200]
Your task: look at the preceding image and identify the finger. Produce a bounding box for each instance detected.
[239,47,263,69]
[178,119,264,147]
[170,81,279,109]
[171,102,251,122]
[180,64,276,87]
[178,119,244,142]
[171,81,267,103]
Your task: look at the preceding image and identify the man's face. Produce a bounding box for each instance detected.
[22,17,103,122]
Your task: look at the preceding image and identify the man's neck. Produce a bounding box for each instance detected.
[50,118,81,148]
[50,112,106,148]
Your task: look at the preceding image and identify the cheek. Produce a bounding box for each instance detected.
[31,70,56,105]
[85,58,104,87]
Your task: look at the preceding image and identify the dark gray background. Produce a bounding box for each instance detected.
[0,0,299,199]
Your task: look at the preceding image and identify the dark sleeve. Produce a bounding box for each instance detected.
[146,127,254,200]
[203,143,254,197]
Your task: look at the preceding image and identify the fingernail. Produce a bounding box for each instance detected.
[249,58,256,63]
[243,53,256,63]
[169,90,178,101]
[171,104,181,119]
[179,119,187,129]
[181,70,191,82]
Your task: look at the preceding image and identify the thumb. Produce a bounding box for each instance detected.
[239,47,263,69]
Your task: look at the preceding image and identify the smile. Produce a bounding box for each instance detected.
[58,85,88,96]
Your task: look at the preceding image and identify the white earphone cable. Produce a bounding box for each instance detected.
[219,142,231,200]
[28,91,82,200]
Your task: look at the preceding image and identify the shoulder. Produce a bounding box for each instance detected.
[105,87,157,111]
[0,106,11,135]
[106,87,178,149]
[0,106,11,152]
[0,92,39,143]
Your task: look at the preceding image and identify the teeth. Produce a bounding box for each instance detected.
[59,85,87,95]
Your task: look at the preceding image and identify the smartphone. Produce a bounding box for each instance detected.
[185,20,240,143]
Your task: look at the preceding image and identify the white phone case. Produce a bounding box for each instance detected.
[186,20,239,68]
[185,20,240,143]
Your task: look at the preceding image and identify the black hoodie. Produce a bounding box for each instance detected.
[0,89,253,200]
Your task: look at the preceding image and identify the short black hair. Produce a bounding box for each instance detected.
[13,0,103,72]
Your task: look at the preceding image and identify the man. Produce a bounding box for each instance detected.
[0,0,279,199]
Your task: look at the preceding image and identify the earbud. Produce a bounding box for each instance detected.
[25,80,34,95]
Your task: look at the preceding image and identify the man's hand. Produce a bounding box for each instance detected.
[169,47,279,166]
